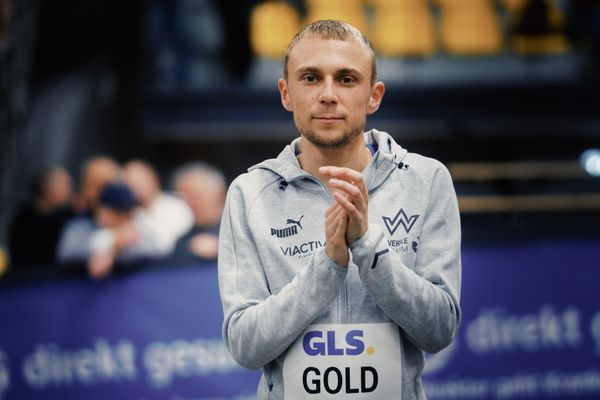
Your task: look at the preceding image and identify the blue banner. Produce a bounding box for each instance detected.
[0,265,260,400]
[0,239,599,399]
[423,240,600,400]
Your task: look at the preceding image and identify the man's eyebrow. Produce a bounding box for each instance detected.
[295,66,364,77]
[295,66,321,75]
[337,68,361,75]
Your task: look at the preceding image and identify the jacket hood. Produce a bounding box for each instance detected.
[248,129,409,191]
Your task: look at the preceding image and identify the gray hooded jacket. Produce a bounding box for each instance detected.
[218,130,461,399]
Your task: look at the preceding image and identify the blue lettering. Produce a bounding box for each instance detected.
[345,330,365,355]
[303,331,325,356]
[327,331,344,356]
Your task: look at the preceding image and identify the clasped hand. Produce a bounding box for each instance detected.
[320,166,369,267]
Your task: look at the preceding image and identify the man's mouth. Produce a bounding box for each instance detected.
[313,115,344,120]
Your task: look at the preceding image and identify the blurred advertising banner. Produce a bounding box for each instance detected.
[0,265,260,400]
[423,240,600,400]
[0,240,599,400]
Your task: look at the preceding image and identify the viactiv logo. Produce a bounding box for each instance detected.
[302,330,375,356]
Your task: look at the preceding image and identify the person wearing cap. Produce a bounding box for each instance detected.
[57,181,161,279]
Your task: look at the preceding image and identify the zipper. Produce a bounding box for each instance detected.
[340,279,348,324]
[264,364,273,394]
[293,157,382,326]
[304,176,350,325]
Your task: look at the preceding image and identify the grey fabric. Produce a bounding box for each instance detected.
[218,130,462,399]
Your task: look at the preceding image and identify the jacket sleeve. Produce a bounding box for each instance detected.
[56,219,93,263]
[349,165,461,354]
[218,179,348,370]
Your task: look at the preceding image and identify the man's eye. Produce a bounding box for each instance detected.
[340,76,355,84]
[303,75,317,82]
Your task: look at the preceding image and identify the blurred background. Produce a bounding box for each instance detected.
[1,0,600,399]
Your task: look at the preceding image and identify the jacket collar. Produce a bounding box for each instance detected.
[248,129,408,191]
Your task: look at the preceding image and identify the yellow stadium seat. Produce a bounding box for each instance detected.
[250,1,302,58]
[305,1,368,33]
[502,0,569,55]
[438,3,503,55]
[433,0,494,11]
[369,0,427,11]
[306,0,363,8]
[512,34,568,54]
[371,9,436,57]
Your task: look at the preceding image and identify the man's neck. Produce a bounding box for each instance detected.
[297,134,372,183]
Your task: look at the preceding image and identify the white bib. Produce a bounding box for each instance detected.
[282,323,402,399]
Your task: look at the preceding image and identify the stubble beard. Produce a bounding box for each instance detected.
[299,125,364,150]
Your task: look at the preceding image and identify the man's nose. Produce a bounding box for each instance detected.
[319,77,338,104]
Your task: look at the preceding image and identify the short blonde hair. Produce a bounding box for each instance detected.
[284,20,377,86]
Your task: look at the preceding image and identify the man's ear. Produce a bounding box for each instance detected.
[367,81,385,115]
[278,78,293,112]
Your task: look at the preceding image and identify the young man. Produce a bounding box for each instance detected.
[218,20,461,399]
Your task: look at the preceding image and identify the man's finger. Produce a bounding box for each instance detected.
[325,202,343,233]
[320,166,367,197]
[335,210,348,237]
[320,166,364,184]
[333,192,360,218]
[326,201,343,219]
[329,178,365,210]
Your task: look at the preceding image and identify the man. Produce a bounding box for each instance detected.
[218,20,461,399]
[74,155,121,214]
[123,159,193,256]
[8,166,74,268]
[171,162,226,263]
[57,182,161,278]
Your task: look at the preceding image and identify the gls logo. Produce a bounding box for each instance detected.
[382,208,419,235]
[303,330,371,357]
[301,330,378,394]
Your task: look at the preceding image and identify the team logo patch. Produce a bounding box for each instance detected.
[382,209,419,235]
[270,215,304,238]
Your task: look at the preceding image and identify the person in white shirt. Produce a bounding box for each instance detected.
[123,159,193,256]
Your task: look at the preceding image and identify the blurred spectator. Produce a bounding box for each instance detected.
[0,0,11,49]
[170,162,226,264]
[74,155,121,215]
[144,0,230,89]
[8,166,75,269]
[57,182,161,279]
[566,0,600,71]
[123,159,193,255]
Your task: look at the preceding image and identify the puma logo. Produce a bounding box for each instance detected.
[286,215,304,230]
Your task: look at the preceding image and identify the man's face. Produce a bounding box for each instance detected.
[278,36,384,149]
[177,175,225,226]
[95,206,131,228]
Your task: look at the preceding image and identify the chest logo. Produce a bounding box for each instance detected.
[382,208,419,235]
[286,215,304,229]
[271,215,304,238]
